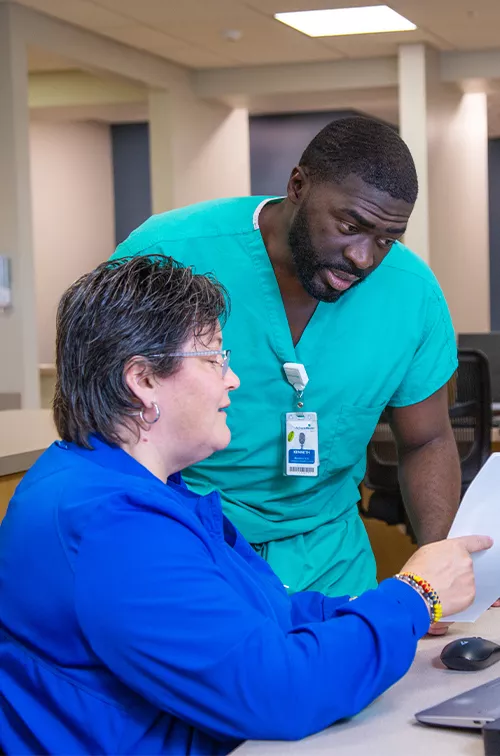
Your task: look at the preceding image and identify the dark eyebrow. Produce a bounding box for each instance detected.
[341,209,376,229]
[385,225,407,235]
[341,208,406,236]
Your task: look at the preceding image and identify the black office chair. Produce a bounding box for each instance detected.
[449,348,492,489]
[363,348,492,536]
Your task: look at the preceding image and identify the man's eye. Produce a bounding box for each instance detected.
[379,238,396,248]
[339,222,358,234]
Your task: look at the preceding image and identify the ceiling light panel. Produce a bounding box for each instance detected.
[274,5,417,37]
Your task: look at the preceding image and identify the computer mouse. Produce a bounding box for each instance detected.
[440,637,500,671]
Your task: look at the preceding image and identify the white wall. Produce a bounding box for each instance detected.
[30,120,115,365]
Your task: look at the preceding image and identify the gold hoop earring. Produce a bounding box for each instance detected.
[139,401,160,425]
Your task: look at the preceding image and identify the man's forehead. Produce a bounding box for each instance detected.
[315,175,413,219]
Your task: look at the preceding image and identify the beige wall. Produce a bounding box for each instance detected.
[30,120,115,365]
[398,44,430,265]
[149,90,250,214]
[172,102,250,209]
[399,45,490,333]
[428,91,490,333]
[0,4,40,407]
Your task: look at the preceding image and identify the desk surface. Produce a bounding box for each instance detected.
[235,609,500,755]
[0,409,56,476]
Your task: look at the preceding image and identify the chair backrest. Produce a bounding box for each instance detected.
[365,347,492,498]
[365,410,398,492]
[458,332,500,404]
[449,348,491,484]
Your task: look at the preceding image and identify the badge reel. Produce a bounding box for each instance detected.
[283,363,319,477]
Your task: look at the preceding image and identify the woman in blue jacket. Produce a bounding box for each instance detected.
[0,255,491,756]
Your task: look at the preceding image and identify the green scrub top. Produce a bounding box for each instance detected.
[112,196,458,597]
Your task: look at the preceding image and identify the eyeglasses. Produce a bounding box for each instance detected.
[155,349,231,377]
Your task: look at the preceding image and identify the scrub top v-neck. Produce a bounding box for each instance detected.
[247,199,332,362]
[113,196,457,597]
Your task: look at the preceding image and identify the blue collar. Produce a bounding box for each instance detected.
[57,435,228,544]
[58,435,183,488]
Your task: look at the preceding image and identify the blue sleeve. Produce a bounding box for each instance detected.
[389,285,458,407]
[75,503,430,743]
[289,591,350,623]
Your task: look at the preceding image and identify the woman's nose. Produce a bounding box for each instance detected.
[225,367,240,391]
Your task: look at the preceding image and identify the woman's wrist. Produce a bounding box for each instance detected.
[394,572,443,624]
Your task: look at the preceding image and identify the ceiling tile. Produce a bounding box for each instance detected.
[92,0,259,26]
[211,36,342,66]
[18,0,130,30]
[248,0,383,12]
[392,0,498,14]
[94,0,344,66]
[390,0,500,47]
[13,0,500,70]
[148,12,344,65]
[321,28,452,58]
[399,12,500,49]
[102,25,236,68]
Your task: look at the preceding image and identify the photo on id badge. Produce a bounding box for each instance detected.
[285,412,319,477]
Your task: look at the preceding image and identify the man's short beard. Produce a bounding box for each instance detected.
[288,204,342,302]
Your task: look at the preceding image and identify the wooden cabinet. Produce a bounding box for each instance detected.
[0,473,24,524]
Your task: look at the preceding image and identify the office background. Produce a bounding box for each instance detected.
[2,0,500,406]
[109,115,500,335]
[28,107,500,367]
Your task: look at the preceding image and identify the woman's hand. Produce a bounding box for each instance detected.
[427,622,452,636]
[400,535,493,618]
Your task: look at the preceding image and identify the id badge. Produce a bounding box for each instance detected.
[284,412,319,477]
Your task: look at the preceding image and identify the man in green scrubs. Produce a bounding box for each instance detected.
[111,116,459,598]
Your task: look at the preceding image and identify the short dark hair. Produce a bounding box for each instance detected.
[299,116,418,204]
[53,255,229,449]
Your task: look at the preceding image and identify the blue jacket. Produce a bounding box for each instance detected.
[0,437,429,755]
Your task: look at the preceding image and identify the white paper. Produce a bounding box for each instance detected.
[443,452,500,622]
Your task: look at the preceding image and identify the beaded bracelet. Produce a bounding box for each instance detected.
[394,572,443,624]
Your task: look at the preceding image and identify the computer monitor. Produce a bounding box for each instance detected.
[458,332,500,406]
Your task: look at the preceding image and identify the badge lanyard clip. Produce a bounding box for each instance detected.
[283,362,308,410]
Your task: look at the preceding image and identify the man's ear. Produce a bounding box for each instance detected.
[287,165,309,205]
[123,357,155,406]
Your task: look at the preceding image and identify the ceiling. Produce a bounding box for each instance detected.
[20,0,500,135]
[20,0,500,71]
